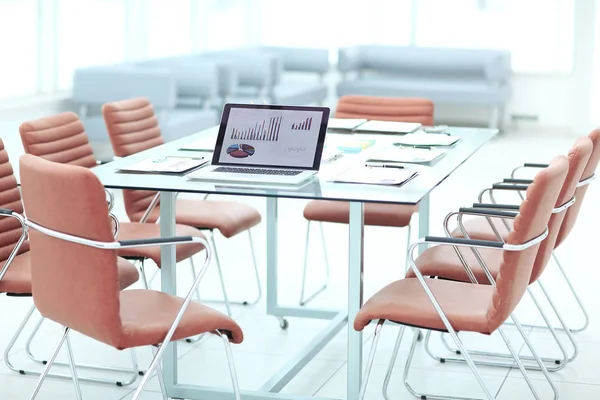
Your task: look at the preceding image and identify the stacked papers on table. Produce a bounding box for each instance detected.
[394,133,461,147]
[119,156,208,174]
[367,147,446,163]
[354,120,422,134]
[329,166,419,186]
[327,118,368,131]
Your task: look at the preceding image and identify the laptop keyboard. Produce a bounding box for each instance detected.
[214,167,302,176]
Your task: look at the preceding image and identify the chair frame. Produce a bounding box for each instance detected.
[299,219,413,307]
[138,191,262,321]
[3,209,144,387]
[22,216,241,400]
[8,192,147,385]
[432,175,587,369]
[358,211,557,400]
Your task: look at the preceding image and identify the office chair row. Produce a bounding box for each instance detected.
[0,94,596,400]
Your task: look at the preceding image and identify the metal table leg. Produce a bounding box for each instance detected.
[347,202,364,400]
[159,192,178,391]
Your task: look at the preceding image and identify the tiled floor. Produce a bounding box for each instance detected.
[0,117,599,399]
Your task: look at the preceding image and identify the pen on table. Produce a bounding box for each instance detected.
[365,163,405,169]
[393,144,432,150]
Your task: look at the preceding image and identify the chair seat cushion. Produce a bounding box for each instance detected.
[303,200,417,227]
[131,199,262,239]
[116,223,206,266]
[354,278,493,334]
[451,216,511,242]
[117,289,243,349]
[0,252,139,294]
[406,244,502,284]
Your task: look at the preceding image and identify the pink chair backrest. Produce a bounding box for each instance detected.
[19,112,97,168]
[486,155,568,332]
[19,154,123,347]
[555,128,600,247]
[102,97,164,222]
[0,139,29,262]
[335,95,434,126]
[528,136,592,283]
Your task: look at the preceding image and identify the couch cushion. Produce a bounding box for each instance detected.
[337,79,509,105]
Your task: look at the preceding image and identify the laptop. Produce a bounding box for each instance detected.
[187,103,330,185]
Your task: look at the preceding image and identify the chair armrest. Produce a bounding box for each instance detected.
[337,46,362,73]
[0,210,28,282]
[117,236,197,248]
[523,163,549,168]
[471,203,520,211]
[491,183,529,191]
[424,236,504,249]
[25,219,207,250]
[457,207,519,218]
[503,178,533,185]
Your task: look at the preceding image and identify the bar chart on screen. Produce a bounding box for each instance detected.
[291,117,313,131]
[230,116,282,141]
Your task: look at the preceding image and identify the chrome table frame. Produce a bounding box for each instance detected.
[158,192,430,400]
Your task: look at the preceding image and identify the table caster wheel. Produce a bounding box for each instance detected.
[279,318,289,330]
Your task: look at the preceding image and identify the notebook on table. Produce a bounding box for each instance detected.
[119,156,208,174]
[394,133,461,147]
[187,103,330,185]
[327,118,368,132]
[353,120,422,134]
[329,166,419,186]
[179,136,217,152]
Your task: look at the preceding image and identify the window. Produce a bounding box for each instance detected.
[257,0,413,62]
[56,0,127,90]
[414,0,575,73]
[0,0,38,99]
[146,0,193,57]
[196,0,249,51]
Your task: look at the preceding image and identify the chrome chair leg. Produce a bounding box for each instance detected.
[6,304,141,386]
[210,234,233,317]
[551,251,589,332]
[496,326,541,399]
[382,324,406,400]
[65,331,83,400]
[433,285,571,370]
[511,314,559,400]
[219,330,242,400]
[245,229,263,306]
[193,230,261,308]
[358,319,385,400]
[299,221,330,306]
[152,346,169,400]
[29,327,70,400]
[4,303,36,374]
[404,224,412,274]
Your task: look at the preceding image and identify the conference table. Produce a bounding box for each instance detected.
[92,125,497,400]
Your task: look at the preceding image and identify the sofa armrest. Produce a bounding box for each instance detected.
[135,58,221,103]
[200,50,283,93]
[262,46,330,75]
[73,65,178,109]
[337,46,362,74]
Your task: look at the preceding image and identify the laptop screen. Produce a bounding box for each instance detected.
[212,103,330,170]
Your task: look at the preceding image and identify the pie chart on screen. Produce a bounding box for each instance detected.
[227,144,255,158]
